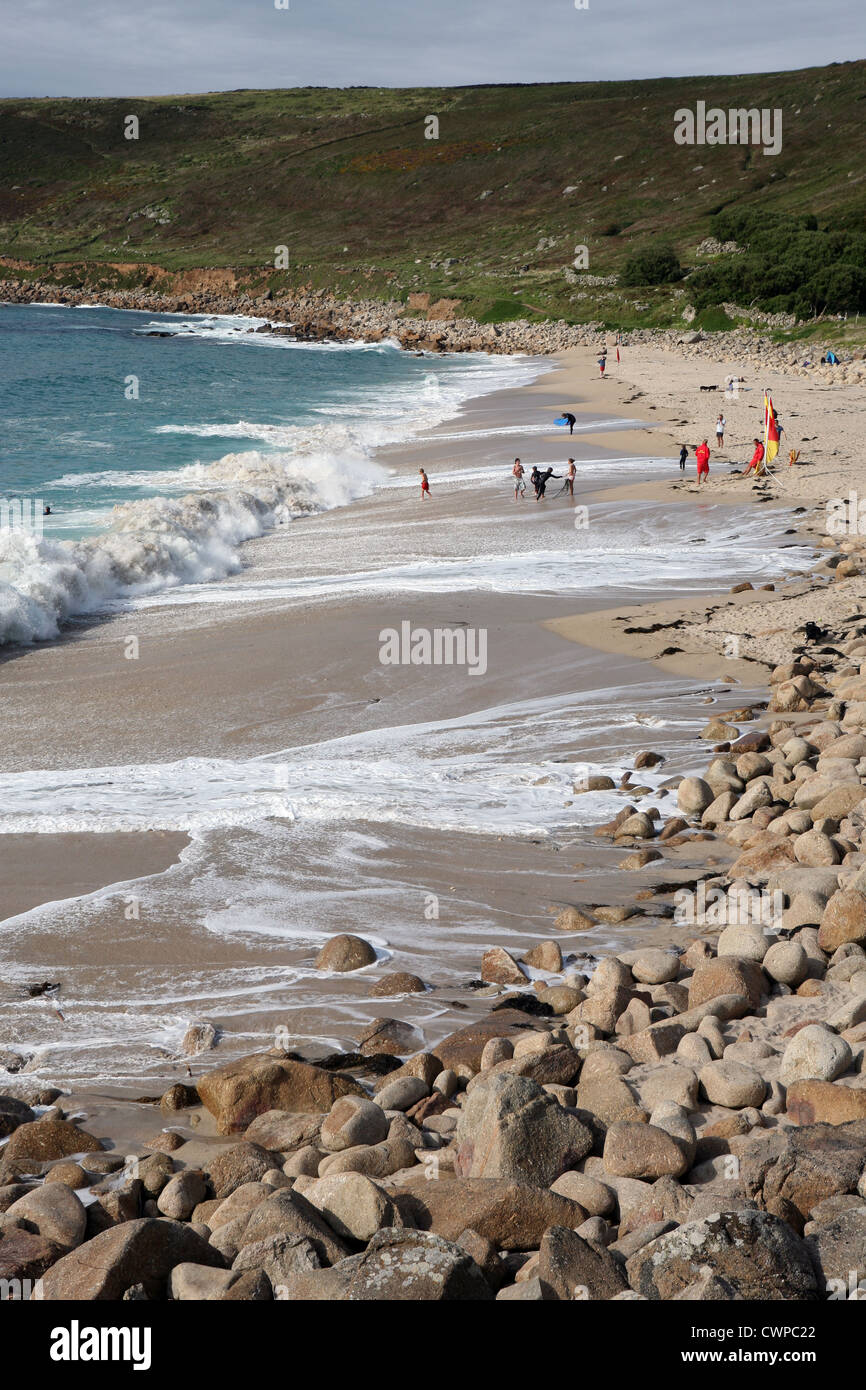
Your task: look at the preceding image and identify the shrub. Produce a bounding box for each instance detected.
[621,245,683,286]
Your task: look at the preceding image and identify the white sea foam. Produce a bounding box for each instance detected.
[0,446,385,645]
[1,346,545,645]
[0,682,692,837]
[120,508,813,611]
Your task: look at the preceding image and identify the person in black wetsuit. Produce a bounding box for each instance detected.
[535,466,560,501]
[563,411,576,435]
[678,444,688,471]
[530,465,542,499]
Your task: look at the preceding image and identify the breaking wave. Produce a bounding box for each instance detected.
[0,446,386,646]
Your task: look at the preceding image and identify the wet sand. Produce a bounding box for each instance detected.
[0,831,189,919]
[0,341,821,1105]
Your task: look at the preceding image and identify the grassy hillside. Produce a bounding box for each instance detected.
[1,62,865,330]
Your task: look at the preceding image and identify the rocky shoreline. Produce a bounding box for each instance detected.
[2,285,865,1304]
[3,274,865,385]
[2,523,866,1302]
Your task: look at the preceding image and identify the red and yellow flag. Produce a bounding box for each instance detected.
[764,391,780,463]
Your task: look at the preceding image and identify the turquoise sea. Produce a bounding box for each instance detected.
[0,301,540,643]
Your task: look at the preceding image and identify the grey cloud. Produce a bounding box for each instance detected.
[1,0,861,97]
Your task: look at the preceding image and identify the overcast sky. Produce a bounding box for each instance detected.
[2,0,862,98]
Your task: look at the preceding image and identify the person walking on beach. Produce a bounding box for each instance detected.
[419,468,431,499]
[715,413,726,447]
[598,353,607,377]
[695,439,710,484]
[678,444,688,472]
[512,457,525,499]
[745,438,765,475]
[563,411,576,435]
[564,458,576,497]
[535,466,560,501]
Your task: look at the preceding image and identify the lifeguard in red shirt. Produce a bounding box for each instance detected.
[746,439,765,474]
[695,439,710,484]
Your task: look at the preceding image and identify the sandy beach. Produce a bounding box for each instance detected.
[0,334,828,1106]
[2,324,865,1313]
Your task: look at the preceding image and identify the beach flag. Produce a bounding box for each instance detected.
[764,391,780,464]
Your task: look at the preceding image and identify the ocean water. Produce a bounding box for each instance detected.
[0,302,545,644]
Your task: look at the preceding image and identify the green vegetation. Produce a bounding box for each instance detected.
[621,244,683,286]
[689,208,866,318]
[1,62,865,333]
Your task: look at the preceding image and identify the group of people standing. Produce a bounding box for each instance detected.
[678,415,772,484]
[512,457,577,500]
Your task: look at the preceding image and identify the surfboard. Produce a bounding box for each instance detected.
[554,416,570,426]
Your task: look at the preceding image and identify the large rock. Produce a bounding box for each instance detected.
[197,1054,364,1133]
[603,1122,689,1180]
[0,1097,35,1140]
[157,1170,207,1221]
[303,1173,400,1242]
[237,1188,352,1266]
[316,1123,419,1181]
[818,890,866,951]
[207,1182,271,1233]
[728,841,797,879]
[0,1229,62,1285]
[372,1077,428,1113]
[320,1096,389,1152]
[537,1225,628,1300]
[370,972,426,997]
[231,1232,323,1285]
[699,1060,766,1109]
[243,1112,321,1152]
[38,1218,225,1300]
[480,947,527,986]
[433,1011,537,1072]
[523,940,563,972]
[786,1080,866,1125]
[2,1119,103,1163]
[2,1183,86,1251]
[805,1207,866,1293]
[454,1074,592,1186]
[576,1070,646,1126]
[687,957,766,1011]
[304,1229,493,1301]
[372,1052,443,1094]
[207,1143,280,1198]
[170,1263,271,1301]
[356,1017,423,1057]
[314,934,376,971]
[763,940,808,987]
[779,1024,852,1085]
[626,1210,817,1300]
[478,1045,581,1089]
[678,778,715,815]
[394,1177,586,1250]
[630,950,680,985]
[736,1120,866,1219]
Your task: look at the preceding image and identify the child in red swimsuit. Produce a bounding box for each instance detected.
[419,468,431,499]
